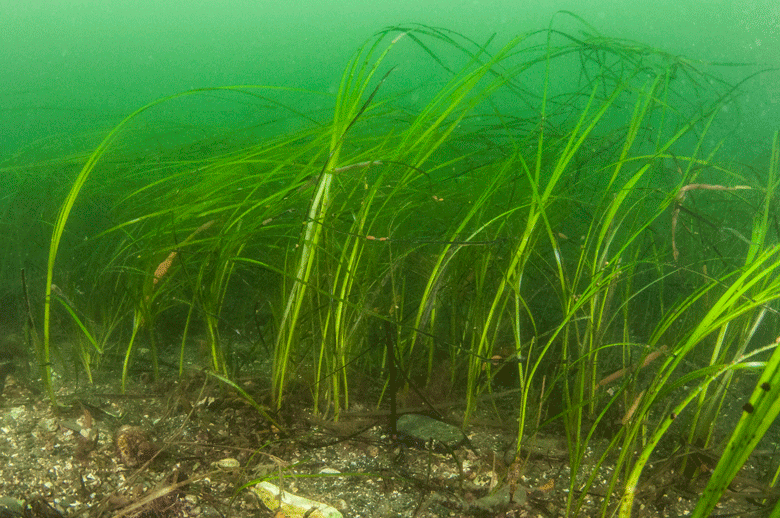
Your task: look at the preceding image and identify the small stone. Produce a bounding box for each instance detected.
[38,417,58,432]
[6,407,25,423]
[395,414,467,449]
[473,484,527,510]
[0,497,23,515]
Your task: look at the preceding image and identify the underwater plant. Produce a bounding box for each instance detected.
[21,11,780,517]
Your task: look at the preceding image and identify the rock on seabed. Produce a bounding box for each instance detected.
[250,481,343,518]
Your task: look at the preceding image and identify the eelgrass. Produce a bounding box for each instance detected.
[31,12,780,516]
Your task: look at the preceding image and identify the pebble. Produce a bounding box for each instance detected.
[395,414,467,449]
[38,417,58,432]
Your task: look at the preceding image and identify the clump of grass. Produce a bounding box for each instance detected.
[30,12,780,516]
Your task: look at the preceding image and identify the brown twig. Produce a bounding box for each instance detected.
[596,345,668,389]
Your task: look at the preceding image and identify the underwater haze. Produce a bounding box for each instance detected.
[1,0,779,158]
[5,1,780,516]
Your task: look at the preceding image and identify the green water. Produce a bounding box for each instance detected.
[2,6,780,515]
[1,1,778,156]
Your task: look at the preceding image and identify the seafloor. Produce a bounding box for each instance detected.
[0,337,771,518]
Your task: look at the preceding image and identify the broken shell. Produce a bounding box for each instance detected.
[212,457,240,470]
[115,425,157,467]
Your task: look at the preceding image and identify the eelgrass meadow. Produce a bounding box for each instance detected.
[3,14,780,516]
